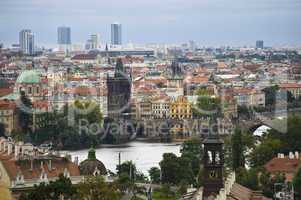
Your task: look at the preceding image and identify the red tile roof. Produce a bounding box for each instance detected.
[71,54,98,60]
[264,157,301,174]
[0,152,80,180]
[280,83,301,89]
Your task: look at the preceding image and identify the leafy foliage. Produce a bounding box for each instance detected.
[20,174,76,200]
[148,167,161,184]
[293,167,301,199]
[75,176,121,200]
[17,91,32,134]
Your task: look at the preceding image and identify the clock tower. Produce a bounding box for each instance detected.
[202,117,224,199]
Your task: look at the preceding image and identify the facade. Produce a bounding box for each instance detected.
[170,96,192,119]
[279,83,301,99]
[233,88,265,107]
[57,26,71,45]
[71,54,100,64]
[19,30,34,55]
[137,98,152,120]
[111,23,122,45]
[151,96,170,119]
[0,101,16,135]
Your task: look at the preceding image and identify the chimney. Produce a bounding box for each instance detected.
[295,152,299,159]
[48,160,52,171]
[74,156,79,166]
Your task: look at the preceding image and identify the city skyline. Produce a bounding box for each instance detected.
[1,0,301,47]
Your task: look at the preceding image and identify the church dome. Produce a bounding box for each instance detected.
[16,70,41,84]
[79,148,107,176]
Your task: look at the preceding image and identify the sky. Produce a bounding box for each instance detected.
[0,0,301,47]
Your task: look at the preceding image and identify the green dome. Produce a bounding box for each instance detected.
[16,70,41,84]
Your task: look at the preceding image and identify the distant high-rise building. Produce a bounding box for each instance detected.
[19,29,35,55]
[90,34,99,49]
[111,23,122,45]
[85,34,99,50]
[189,40,196,52]
[256,40,264,49]
[57,26,71,45]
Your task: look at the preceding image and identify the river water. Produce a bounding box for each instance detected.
[68,141,182,176]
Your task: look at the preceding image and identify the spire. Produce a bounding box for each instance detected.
[88,148,96,160]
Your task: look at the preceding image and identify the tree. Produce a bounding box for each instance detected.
[236,168,259,190]
[293,167,301,199]
[249,138,282,168]
[177,156,195,185]
[17,91,32,134]
[262,85,279,107]
[117,161,137,181]
[159,153,179,185]
[75,176,121,200]
[148,167,161,183]
[0,122,5,137]
[180,138,202,176]
[231,127,245,170]
[193,88,221,117]
[20,174,76,200]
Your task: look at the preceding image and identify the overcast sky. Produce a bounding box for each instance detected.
[0,0,301,47]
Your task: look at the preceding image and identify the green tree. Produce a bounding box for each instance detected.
[236,168,259,190]
[18,91,32,134]
[20,174,76,200]
[262,85,279,107]
[75,176,121,200]
[231,127,245,170]
[159,153,180,185]
[193,88,221,117]
[117,161,137,180]
[293,167,301,199]
[148,167,161,183]
[249,138,282,168]
[0,122,5,137]
[180,138,202,176]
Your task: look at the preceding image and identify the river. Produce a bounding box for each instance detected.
[68,141,182,176]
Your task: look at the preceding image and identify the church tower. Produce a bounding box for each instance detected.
[107,58,131,120]
[202,117,224,199]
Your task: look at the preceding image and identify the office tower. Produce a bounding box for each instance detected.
[189,40,196,52]
[57,26,71,45]
[256,40,264,49]
[19,29,35,55]
[111,23,122,45]
[85,34,99,50]
[90,34,99,49]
